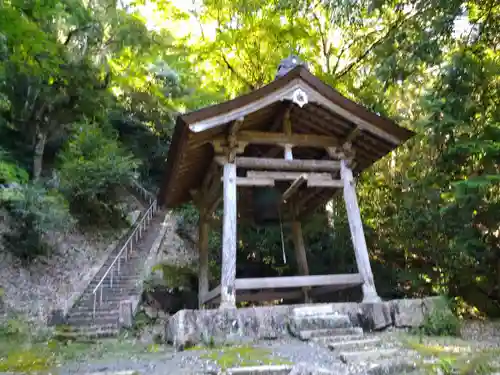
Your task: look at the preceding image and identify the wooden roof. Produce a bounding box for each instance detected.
[158,65,414,217]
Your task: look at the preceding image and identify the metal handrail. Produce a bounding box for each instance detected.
[132,180,155,204]
[92,199,158,318]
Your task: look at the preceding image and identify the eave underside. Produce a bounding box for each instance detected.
[161,98,407,219]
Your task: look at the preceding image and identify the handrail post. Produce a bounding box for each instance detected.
[100,285,103,304]
[118,255,121,273]
[110,267,113,288]
[93,292,97,319]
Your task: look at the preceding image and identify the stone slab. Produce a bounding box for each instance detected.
[298,327,364,341]
[339,348,399,364]
[328,337,381,351]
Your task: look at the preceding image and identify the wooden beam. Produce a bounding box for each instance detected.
[207,196,222,216]
[236,177,275,187]
[201,285,221,304]
[214,131,338,149]
[210,290,304,304]
[215,156,341,172]
[234,274,363,290]
[247,171,332,181]
[344,127,361,144]
[307,179,343,188]
[282,174,306,202]
[204,165,223,215]
[187,79,402,144]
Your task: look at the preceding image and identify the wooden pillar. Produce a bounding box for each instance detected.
[198,213,210,308]
[284,144,294,160]
[283,109,293,160]
[291,220,311,302]
[220,162,237,308]
[340,160,381,303]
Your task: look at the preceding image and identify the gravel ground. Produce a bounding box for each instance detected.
[56,325,500,375]
[56,336,411,375]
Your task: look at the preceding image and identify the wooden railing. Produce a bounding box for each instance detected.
[92,183,158,318]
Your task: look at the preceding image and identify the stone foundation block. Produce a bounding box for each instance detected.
[391,296,447,328]
[165,306,292,349]
[358,301,393,331]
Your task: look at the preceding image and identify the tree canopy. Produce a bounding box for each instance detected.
[0,0,499,315]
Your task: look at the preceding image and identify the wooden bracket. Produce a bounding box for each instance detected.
[325,126,359,163]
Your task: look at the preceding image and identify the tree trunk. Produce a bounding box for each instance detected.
[32,130,47,181]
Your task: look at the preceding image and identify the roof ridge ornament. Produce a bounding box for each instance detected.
[290,88,308,107]
[275,55,307,79]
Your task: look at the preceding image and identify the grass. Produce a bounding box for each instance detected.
[399,334,500,375]
[198,345,292,370]
[0,317,172,373]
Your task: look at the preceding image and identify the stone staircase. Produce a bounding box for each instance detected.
[61,185,165,338]
[289,306,418,374]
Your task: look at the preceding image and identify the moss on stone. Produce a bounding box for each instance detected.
[151,262,196,288]
[200,345,292,370]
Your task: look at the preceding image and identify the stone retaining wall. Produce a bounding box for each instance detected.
[165,297,445,349]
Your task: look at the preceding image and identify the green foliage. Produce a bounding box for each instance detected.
[0,316,56,373]
[58,122,139,227]
[0,0,498,318]
[150,263,196,289]
[0,150,28,184]
[414,298,462,337]
[1,184,73,262]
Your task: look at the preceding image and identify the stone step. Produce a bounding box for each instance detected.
[66,316,119,327]
[328,337,381,351]
[56,327,120,339]
[56,322,120,336]
[88,276,141,284]
[79,290,141,301]
[339,348,400,364]
[311,332,365,344]
[289,311,354,337]
[67,309,119,318]
[298,327,364,341]
[81,287,142,297]
[64,209,163,335]
[82,287,138,297]
[224,365,293,375]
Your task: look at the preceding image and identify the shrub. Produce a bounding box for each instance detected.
[0,157,28,184]
[1,183,73,262]
[58,122,139,227]
[417,297,462,337]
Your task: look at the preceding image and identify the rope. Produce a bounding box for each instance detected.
[278,207,287,264]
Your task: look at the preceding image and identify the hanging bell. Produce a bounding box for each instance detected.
[252,186,281,226]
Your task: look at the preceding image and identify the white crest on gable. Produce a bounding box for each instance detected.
[188,78,400,144]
